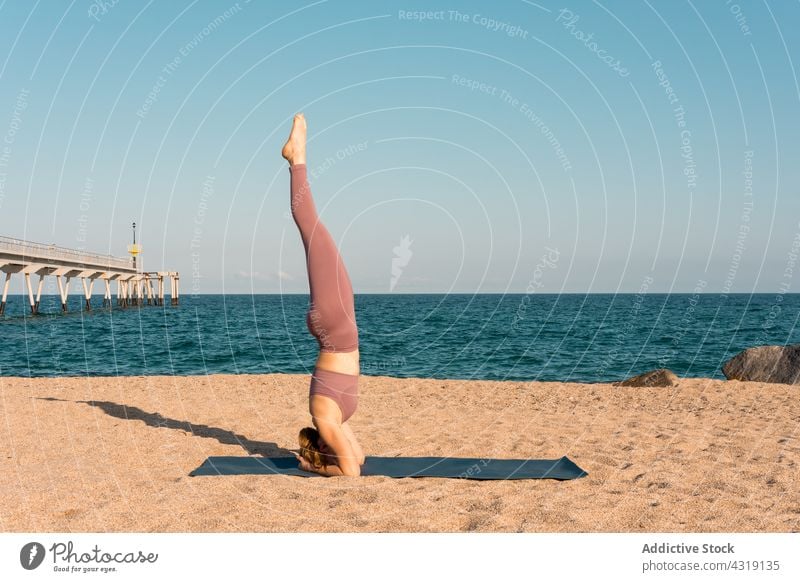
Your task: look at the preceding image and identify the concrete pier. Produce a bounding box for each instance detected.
[0,236,179,315]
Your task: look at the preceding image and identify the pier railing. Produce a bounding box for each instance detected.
[0,235,132,270]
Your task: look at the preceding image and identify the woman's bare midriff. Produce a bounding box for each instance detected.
[315,349,360,376]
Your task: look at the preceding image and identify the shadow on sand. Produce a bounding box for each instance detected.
[36,396,294,457]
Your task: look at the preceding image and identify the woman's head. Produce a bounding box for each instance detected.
[298,426,332,468]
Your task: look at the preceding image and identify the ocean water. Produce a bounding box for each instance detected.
[0,293,798,382]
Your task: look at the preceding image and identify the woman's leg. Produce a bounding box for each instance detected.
[284,115,358,353]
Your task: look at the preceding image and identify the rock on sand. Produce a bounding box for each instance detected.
[615,368,679,387]
[722,344,800,385]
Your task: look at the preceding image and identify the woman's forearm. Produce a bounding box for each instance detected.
[313,460,361,477]
[316,464,344,477]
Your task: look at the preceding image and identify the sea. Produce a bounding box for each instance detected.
[0,293,797,382]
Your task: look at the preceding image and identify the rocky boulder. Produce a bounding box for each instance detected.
[614,368,679,387]
[722,344,800,385]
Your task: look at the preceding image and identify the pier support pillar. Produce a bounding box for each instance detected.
[170,275,180,305]
[34,274,44,314]
[158,275,164,306]
[24,273,36,314]
[56,275,71,312]
[174,275,179,305]
[145,276,153,305]
[103,279,111,308]
[0,272,11,315]
[82,278,94,311]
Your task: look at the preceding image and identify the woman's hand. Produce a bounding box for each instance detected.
[293,452,347,477]
[293,453,316,473]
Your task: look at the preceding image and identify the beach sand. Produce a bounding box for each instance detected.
[0,373,797,532]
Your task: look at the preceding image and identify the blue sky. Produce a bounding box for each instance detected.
[0,0,798,293]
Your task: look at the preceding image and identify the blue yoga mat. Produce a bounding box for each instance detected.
[189,455,587,480]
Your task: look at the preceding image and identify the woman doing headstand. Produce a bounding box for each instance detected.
[283,113,365,477]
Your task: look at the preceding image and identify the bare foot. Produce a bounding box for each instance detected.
[281,113,307,165]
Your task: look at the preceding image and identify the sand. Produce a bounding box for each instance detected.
[0,373,797,532]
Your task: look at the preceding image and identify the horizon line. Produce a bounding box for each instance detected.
[3,292,798,296]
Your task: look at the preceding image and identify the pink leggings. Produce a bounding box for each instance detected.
[290,163,359,421]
